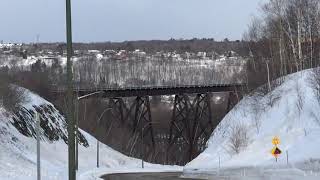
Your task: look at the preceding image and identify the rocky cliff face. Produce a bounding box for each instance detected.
[3,87,88,147]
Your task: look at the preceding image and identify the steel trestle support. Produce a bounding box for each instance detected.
[167,93,213,165]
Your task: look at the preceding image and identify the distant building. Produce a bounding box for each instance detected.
[197,52,206,59]
[88,50,100,54]
[133,49,146,58]
[206,51,219,59]
[182,52,197,59]
[225,51,238,57]
[104,50,116,57]
[115,50,128,60]
[0,43,22,50]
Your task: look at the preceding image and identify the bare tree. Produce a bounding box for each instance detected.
[294,81,304,116]
[0,74,28,113]
[247,0,320,89]
[228,123,250,154]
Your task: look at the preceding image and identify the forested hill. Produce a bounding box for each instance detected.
[33,39,249,56]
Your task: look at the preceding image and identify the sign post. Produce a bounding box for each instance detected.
[271,136,282,162]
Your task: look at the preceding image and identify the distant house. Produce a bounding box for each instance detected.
[104,50,116,57]
[197,52,206,59]
[154,51,164,58]
[184,52,197,59]
[88,50,100,55]
[73,50,80,56]
[133,49,146,58]
[225,51,238,57]
[0,43,22,50]
[115,50,128,60]
[41,56,59,66]
[171,53,180,59]
[206,51,219,59]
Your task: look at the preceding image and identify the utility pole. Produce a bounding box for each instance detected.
[75,96,79,170]
[97,139,100,168]
[141,127,144,169]
[36,113,41,180]
[96,108,112,168]
[66,0,76,179]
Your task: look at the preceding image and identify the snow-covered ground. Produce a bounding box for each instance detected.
[0,89,181,180]
[184,69,320,179]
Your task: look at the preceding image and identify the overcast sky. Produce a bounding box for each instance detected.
[0,0,265,43]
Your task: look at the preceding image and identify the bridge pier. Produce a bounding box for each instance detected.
[109,98,126,124]
[191,93,214,159]
[105,96,156,159]
[167,94,191,164]
[167,93,214,165]
[134,96,155,146]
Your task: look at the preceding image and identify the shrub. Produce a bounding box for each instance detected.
[0,76,28,113]
[228,123,249,154]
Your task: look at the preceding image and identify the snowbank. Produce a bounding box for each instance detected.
[0,88,181,180]
[185,69,320,177]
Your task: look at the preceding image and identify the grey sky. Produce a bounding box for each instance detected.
[0,0,265,43]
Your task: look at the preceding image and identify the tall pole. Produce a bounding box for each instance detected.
[75,97,79,170]
[96,108,112,168]
[97,139,100,168]
[66,0,75,179]
[36,113,41,180]
[141,128,144,168]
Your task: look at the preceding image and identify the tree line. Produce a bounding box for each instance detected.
[245,0,320,90]
[33,39,249,56]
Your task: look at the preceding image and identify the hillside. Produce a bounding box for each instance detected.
[0,88,180,180]
[185,69,320,178]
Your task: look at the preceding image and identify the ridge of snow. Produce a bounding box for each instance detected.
[185,69,320,176]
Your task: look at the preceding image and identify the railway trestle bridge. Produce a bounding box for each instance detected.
[51,84,244,165]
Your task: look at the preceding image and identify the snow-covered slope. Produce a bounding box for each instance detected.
[0,88,180,180]
[185,69,320,176]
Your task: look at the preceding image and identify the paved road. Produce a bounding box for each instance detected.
[101,172,202,180]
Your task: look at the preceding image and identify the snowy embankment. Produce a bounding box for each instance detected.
[185,69,320,178]
[0,88,181,180]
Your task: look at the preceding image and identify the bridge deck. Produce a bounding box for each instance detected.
[51,84,244,98]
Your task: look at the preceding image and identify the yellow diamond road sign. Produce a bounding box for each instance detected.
[272,136,280,145]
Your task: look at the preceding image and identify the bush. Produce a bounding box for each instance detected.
[228,123,249,154]
[0,76,28,113]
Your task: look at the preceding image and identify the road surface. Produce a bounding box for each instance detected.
[101,172,202,180]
